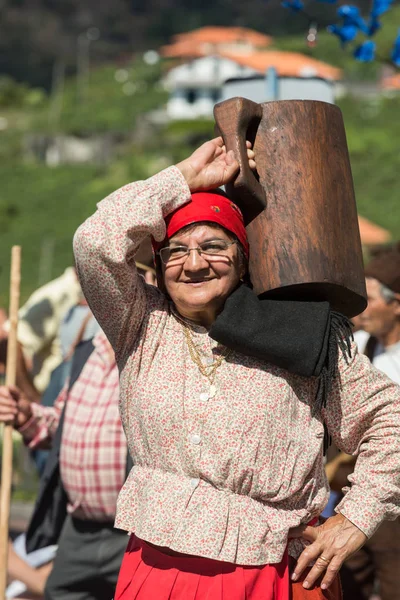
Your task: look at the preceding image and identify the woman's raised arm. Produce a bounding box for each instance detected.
[73,166,191,355]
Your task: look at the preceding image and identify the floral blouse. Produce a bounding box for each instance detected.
[73,166,400,566]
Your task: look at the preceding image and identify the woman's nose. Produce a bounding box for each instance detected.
[183,248,208,270]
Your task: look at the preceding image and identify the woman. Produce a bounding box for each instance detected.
[73,138,400,599]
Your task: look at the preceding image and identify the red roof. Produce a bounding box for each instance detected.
[160,27,342,81]
[220,50,342,80]
[160,26,273,59]
[381,73,400,90]
[161,40,211,59]
[173,27,273,47]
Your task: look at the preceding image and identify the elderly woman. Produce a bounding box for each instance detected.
[73,138,400,600]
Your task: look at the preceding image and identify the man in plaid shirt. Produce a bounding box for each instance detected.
[0,330,129,600]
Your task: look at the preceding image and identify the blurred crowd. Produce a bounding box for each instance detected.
[0,239,399,600]
[0,238,156,600]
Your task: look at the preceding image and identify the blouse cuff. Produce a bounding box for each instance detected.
[335,487,388,538]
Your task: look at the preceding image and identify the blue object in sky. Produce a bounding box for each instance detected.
[338,5,368,34]
[391,28,400,67]
[370,0,394,18]
[281,0,304,11]
[367,16,382,36]
[327,23,359,44]
[354,40,376,61]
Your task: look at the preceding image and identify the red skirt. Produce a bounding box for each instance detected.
[115,535,342,600]
[115,535,289,600]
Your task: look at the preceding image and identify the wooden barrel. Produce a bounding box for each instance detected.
[214,97,367,317]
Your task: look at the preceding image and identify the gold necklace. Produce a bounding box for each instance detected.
[176,315,231,385]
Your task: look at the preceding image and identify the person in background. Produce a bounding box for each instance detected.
[356,243,400,382]
[6,538,55,600]
[0,337,55,599]
[0,327,129,600]
[1,260,155,395]
[10,267,82,393]
[328,243,400,600]
[0,338,41,405]
[30,264,152,475]
[30,301,100,475]
[1,262,154,598]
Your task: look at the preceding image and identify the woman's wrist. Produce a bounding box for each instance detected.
[175,160,197,191]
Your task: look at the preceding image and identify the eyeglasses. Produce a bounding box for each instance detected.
[158,240,237,265]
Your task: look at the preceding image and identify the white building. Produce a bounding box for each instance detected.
[163,53,342,119]
[160,27,342,120]
[221,74,336,105]
[163,56,258,119]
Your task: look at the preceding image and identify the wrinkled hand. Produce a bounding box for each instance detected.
[291,513,367,590]
[176,136,256,192]
[0,384,32,428]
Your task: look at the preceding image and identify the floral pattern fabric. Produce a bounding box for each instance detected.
[73,166,400,566]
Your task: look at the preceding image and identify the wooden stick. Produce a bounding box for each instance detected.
[0,246,21,600]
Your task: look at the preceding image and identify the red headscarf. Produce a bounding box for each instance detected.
[154,192,249,258]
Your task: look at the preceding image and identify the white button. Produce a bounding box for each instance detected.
[199,392,208,402]
[205,357,214,365]
[190,434,201,445]
[190,478,199,489]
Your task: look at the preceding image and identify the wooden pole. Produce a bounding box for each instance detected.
[0,246,21,600]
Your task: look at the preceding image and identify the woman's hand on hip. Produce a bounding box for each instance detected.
[176,136,256,192]
[291,513,367,590]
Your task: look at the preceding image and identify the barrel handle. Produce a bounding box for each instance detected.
[214,97,266,224]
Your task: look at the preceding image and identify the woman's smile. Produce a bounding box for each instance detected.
[183,279,214,286]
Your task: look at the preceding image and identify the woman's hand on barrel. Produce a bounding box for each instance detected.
[291,513,367,590]
[176,136,256,192]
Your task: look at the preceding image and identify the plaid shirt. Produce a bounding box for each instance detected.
[20,332,126,521]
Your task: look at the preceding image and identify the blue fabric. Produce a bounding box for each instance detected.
[367,16,381,36]
[41,360,72,408]
[354,40,376,62]
[59,305,100,359]
[328,23,358,44]
[338,5,368,33]
[321,491,342,518]
[370,0,393,18]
